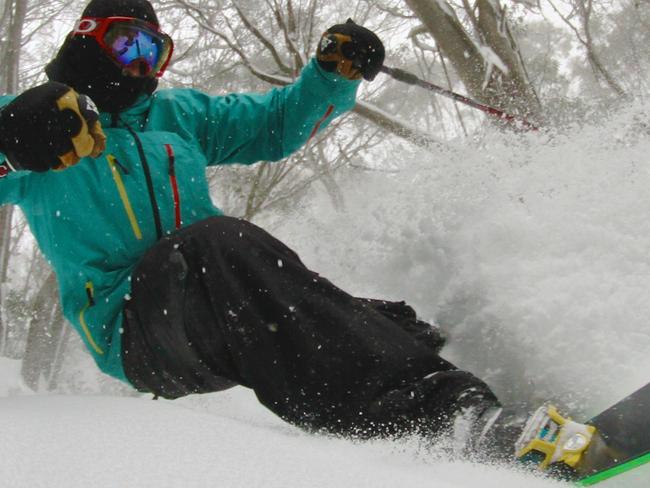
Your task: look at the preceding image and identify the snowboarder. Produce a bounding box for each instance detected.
[0,0,591,470]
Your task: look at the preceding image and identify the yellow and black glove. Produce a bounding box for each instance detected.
[317,19,385,81]
[0,82,106,172]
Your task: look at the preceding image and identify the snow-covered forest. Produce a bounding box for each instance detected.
[0,0,648,486]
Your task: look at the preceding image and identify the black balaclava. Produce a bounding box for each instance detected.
[45,0,161,114]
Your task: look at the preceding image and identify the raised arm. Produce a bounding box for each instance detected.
[150,59,359,167]
[150,21,384,166]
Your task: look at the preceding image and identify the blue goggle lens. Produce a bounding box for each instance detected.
[105,24,168,75]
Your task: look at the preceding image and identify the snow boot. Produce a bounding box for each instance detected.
[453,404,527,461]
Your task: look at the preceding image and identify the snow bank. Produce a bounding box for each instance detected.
[0,392,564,488]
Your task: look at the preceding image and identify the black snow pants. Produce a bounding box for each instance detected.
[121,216,498,438]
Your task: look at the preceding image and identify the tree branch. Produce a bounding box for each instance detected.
[546,0,625,96]
[175,0,287,84]
[353,101,440,148]
[271,3,307,71]
[231,1,293,75]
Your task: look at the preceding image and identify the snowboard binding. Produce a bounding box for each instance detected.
[515,405,596,471]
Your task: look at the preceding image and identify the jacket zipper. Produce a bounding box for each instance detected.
[106,155,143,240]
[165,144,182,230]
[78,281,105,356]
[124,123,164,240]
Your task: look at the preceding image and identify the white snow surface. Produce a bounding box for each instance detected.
[0,390,567,488]
[2,101,650,487]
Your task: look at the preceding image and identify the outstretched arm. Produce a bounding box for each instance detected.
[151,21,384,166]
[213,59,361,165]
[151,59,360,167]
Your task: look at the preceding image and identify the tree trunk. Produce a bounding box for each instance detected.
[575,0,626,96]
[46,305,70,390]
[404,0,542,121]
[20,271,65,391]
[475,0,542,119]
[404,0,485,98]
[4,0,28,93]
[0,206,14,354]
[0,0,27,355]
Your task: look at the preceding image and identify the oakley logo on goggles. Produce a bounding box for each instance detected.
[73,17,173,78]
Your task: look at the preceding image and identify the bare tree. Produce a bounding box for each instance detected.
[0,0,28,355]
[20,271,66,390]
[545,0,626,96]
[0,0,80,384]
[159,0,439,220]
[165,0,439,146]
[402,0,543,122]
[0,0,28,92]
[601,0,650,95]
[213,116,385,220]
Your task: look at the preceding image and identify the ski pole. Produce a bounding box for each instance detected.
[380,66,539,131]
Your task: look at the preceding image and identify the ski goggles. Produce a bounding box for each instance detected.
[72,16,173,78]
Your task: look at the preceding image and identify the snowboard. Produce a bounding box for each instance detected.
[570,382,650,486]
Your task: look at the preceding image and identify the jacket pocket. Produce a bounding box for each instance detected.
[106,154,143,240]
[78,281,105,356]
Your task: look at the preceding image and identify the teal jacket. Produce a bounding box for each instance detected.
[0,59,360,382]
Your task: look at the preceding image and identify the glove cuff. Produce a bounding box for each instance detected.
[0,128,23,172]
